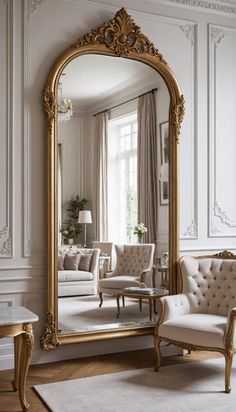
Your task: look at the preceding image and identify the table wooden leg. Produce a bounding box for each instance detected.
[122,295,125,307]
[12,334,22,391]
[18,323,34,412]
[152,269,156,288]
[154,298,157,315]
[116,295,121,319]
[149,300,153,321]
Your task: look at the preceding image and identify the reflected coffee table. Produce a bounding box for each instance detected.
[116,287,169,321]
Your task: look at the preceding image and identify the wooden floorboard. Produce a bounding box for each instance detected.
[0,349,221,412]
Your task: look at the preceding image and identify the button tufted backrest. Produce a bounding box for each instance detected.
[113,244,155,277]
[180,257,236,316]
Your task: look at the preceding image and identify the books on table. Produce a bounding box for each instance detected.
[123,287,169,296]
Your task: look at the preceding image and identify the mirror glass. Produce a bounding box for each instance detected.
[57,54,170,334]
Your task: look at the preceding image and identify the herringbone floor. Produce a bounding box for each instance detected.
[0,349,221,412]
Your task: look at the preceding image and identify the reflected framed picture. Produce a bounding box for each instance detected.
[160,180,169,205]
[160,121,169,164]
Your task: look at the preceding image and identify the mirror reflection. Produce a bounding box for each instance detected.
[57,55,170,334]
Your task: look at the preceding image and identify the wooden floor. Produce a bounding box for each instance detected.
[0,349,221,412]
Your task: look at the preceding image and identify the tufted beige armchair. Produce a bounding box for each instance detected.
[98,244,155,307]
[154,252,236,393]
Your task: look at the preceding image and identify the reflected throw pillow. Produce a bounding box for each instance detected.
[57,254,65,270]
[79,253,93,272]
[64,253,81,270]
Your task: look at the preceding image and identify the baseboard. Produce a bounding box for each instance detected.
[0,336,182,371]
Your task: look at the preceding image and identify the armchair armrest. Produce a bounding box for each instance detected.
[103,271,116,279]
[158,294,191,325]
[140,268,152,284]
[226,307,236,349]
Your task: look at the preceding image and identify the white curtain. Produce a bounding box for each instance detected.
[137,91,158,243]
[94,112,109,241]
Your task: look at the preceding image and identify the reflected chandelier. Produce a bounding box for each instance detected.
[57,81,73,121]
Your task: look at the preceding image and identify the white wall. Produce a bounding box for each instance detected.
[1,0,236,370]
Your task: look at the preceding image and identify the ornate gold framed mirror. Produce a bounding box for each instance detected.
[40,8,184,350]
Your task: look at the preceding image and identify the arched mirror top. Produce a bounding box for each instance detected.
[41,7,184,351]
[43,8,184,124]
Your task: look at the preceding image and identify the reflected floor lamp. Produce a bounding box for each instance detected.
[78,210,92,248]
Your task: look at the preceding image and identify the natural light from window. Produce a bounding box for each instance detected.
[108,112,138,244]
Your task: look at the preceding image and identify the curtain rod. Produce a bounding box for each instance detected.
[93,88,157,117]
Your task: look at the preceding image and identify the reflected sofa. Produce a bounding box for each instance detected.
[58,247,100,297]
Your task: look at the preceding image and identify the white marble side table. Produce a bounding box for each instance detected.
[0,306,38,411]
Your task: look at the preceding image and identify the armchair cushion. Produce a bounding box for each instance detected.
[159,313,227,349]
[58,270,93,282]
[99,276,145,290]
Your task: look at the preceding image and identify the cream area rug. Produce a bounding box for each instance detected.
[34,358,236,412]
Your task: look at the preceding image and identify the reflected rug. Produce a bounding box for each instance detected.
[34,358,236,412]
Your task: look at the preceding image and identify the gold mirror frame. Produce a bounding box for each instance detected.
[40,8,184,351]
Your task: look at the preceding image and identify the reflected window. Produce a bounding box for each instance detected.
[108,113,137,243]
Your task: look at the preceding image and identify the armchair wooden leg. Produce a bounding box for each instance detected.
[139,298,142,311]
[99,292,103,308]
[154,335,161,371]
[122,295,125,307]
[116,294,121,318]
[225,351,233,393]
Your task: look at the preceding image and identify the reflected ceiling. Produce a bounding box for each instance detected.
[61,55,163,112]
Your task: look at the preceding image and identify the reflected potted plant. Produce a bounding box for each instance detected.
[60,195,88,244]
[133,223,147,243]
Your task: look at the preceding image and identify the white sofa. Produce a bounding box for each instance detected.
[58,248,100,297]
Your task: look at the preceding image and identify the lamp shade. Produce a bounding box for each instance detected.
[78,210,92,224]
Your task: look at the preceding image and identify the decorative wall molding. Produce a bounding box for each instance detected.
[180,24,196,44]
[180,246,236,253]
[183,220,197,237]
[211,27,225,45]
[208,24,236,237]
[27,0,45,17]
[170,0,236,15]
[213,202,235,227]
[0,227,12,257]
[23,2,32,257]
[210,220,222,235]
[0,0,14,258]
[180,23,198,240]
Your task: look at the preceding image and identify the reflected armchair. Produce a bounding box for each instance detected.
[154,253,236,393]
[98,244,155,307]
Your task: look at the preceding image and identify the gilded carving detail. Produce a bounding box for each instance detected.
[173,95,185,142]
[23,323,34,356]
[43,86,56,133]
[74,8,167,62]
[40,311,60,351]
[213,250,236,259]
